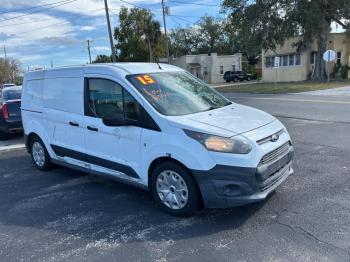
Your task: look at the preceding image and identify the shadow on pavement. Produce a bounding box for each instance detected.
[0,149,267,247]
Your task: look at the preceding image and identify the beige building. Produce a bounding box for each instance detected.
[262,33,350,82]
[170,53,242,84]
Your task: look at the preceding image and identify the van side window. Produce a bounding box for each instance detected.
[87,78,139,121]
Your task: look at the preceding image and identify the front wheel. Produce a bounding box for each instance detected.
[30,136,52,171]
[151,161,200,216]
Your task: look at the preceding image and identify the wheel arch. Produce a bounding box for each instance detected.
[26,132,40,152]
[147,156,204,207]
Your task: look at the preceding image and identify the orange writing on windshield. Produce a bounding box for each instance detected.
[137,75,155,85]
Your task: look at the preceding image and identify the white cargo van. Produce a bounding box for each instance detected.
[22,63,293,215]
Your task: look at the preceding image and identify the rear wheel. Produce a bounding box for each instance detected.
[226,79,230,83]
[247,76,251,81]
[151,161,200,216]
[30,136,52,171]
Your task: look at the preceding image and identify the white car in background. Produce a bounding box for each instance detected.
[21,63,293,216]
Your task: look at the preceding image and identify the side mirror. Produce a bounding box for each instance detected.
[102,112,127,127]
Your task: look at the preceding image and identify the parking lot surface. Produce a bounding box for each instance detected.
[0,92,350,262]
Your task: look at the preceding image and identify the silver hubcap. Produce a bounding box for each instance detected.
[156,170,188,210]
[32,142,45,167]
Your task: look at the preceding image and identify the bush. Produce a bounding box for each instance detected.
[243,64,261,79]
[332,63,348,79]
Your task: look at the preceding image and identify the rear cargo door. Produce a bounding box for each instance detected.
[5,100,21,121]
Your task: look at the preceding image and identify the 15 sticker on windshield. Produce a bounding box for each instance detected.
[137,75,155,85]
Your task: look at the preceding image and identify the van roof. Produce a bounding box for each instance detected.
[25,63,183,77]
[2,86,22,92]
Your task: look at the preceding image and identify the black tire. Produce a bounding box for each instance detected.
[247,76,251,81]
[30,136,52,171]
[226,79,230,83]
[150,161,200,216]
[0,131,9,141]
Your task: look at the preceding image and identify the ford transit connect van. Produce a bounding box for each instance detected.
[22,63,293,216]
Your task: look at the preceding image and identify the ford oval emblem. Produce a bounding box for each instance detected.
[271,134,279,142]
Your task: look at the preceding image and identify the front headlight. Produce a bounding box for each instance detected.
[184,129,252,154]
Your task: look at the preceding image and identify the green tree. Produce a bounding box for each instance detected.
[169,16,228,57]
[197,15,223,54]
[169,27,201,57]
[221,4,263,65]
[0,58,22,84]
[222,0,350,81]
[92,54,111,63]
[114,7,164,62]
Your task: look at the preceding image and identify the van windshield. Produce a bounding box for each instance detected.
[127,72,231,116]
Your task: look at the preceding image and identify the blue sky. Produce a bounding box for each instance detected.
[0,0,222,70]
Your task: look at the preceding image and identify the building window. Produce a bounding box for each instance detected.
[310,52,317,65]
[295,54,301,66]
[282,55,288,66]
[337,51,341,64]
[203,67,208,75]
[232,65,236,71]
[265,57,273,68]
[266,53,301,68]
[220,66,224,74]
[289,54,295,66]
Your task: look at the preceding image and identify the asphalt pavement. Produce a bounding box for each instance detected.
[0,91,349,262]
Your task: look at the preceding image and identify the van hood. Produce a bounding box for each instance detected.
[167,103,276,137]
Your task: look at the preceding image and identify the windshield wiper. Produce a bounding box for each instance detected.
[205,106,220,111]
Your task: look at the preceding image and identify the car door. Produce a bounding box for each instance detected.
[83,77,143,182]
[43,76,87,168]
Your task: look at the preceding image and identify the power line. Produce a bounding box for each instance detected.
[169,16,183,27]
[170,15,195,24]
[10,8,104,35]
[119,0,162,14]
[169,15,198,19]
[0,0,77,16]
[168,0,220,7]
[0,0,78,23]
[0,7,105,28]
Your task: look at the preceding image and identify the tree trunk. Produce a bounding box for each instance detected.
[311,23,330,81]
[148,40,153,62]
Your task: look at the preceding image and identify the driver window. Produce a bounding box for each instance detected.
[87,78,140,121]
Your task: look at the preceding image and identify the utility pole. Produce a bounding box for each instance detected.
[104,0,117,62]
[161,0,170,64]
[87,40,92,64]
[3,45,7,60]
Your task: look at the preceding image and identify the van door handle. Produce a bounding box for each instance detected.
[87,125,98,132]
[69,121,79,127]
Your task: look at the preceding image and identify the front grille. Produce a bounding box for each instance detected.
[260,142,290,165]
[258,163,291,192]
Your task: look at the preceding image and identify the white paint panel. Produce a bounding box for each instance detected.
[22,79,43,111]
[43,77,84,115]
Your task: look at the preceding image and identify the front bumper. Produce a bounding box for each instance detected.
[191,145,294,208]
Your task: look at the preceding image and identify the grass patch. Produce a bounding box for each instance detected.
[214,81,350,94]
